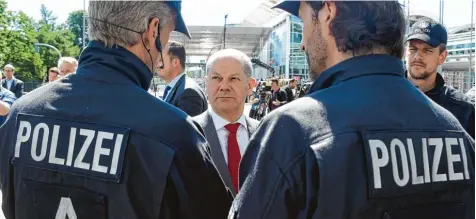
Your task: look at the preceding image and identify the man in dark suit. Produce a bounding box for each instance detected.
[194,49,259,197]
[157,41,207,116]
[284,78,296,102]
[268,78,287,112]
[2,64,24,98]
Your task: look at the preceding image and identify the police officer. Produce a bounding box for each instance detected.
[229,1,475,219]
[406,19,475,139]
[0,1,231,219]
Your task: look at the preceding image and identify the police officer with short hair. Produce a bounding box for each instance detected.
[229,1,475,219]
[0,1,231,219]
[406,19,475,139]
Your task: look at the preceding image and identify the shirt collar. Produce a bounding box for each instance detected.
[167,73,185,89]
[209,107,248,131]
[6,77,14,82]
[308,55,404,94]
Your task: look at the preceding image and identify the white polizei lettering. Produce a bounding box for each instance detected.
[407,139,424,185]
[422,138,431,183]
[445,138,464,181]
[48,125,65,165]
[458,138,470,180]
[14,121,32,158]
[428,138,447,182]
[55,197,77,219]
[92,131,113,173]
[66,128,77,166]
[390,139,410,187]
[110,134,124,175]
[74,129,95,170]
[30,123,50,162]
[369,139,389,189]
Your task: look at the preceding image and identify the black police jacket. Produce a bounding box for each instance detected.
[425,73,475,139]
[229,55,475,219]
[0,41,231,219]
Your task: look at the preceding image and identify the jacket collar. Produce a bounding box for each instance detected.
[308,55,404,93]
[77,41,153,90]
[425,72,446,95]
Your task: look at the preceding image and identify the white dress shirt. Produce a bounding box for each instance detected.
[164,73,185,100]
[209,108,250,164]
[6,78,14,90]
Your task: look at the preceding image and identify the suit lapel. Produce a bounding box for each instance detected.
[10,79,15,91]
[202,111,236,196]
[165,75,185,103]
[1,80,6,89]
[245,117,257,138]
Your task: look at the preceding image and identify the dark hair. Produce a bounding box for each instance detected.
[308,1,405,58]
[166,41,186,69]
[439,44,446,54]
[289,78,296,83]
[49,67,59,74]
[271,79,279,85]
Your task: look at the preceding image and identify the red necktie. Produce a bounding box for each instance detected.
[225,123,241,192]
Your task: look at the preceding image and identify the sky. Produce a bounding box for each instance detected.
[5,0,476,28]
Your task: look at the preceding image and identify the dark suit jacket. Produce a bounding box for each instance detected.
[165,75,208,117]
[1,78,24,99]
[194,111,259,196]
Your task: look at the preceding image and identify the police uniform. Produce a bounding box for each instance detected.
[406,20,475,139]
[230,53,475,219]
[0,5,232,218]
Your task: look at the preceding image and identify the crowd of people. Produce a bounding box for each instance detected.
[0,0,474,219]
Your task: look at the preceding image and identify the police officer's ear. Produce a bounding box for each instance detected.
[438,44,448,65]
[321,2,337,36]
[146,18,160,47]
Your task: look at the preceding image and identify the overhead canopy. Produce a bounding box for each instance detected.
[170,25,272,59]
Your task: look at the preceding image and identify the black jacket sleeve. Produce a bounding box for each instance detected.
[177,88,207,117]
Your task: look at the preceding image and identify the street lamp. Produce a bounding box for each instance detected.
[223,14,228,49]
[34,43,62,60]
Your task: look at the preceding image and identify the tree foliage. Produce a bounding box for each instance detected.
[0,1,81,82]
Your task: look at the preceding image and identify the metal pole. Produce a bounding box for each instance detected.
[470,0,474,79]
[223,14,228,49]
[82,0,86,49]
[34,43,62,60]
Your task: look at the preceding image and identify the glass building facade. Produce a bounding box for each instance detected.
[265,15,309,81]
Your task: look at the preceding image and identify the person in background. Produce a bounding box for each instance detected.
[194,49,259,197]
[157,41,208,116]
[284,78,297,102]
[406,19,474,139]
[1,64,24,99]
[268,78,287,112]
[0,71,16,126]
[229,1,475,219]
[58,57,78,76]
[48,67,60,82]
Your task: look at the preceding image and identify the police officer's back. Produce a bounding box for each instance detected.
[230,1,475,219]
[0,1,231,219]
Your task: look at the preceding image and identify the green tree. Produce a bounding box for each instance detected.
[66,10,88,49]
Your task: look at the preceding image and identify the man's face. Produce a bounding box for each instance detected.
[207,58,254,116]
[299,2,328,81]
[59,63,76,76]
[290,81,297,89]
[272,81,279,91]
[3,67,14,79]
[406,40,447,80]
[48,70,59,82]
[157,47,182,82]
